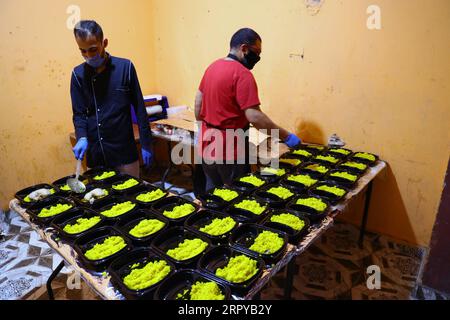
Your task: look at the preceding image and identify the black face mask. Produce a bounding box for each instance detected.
[227,50,261,70]
[243,50,261,70]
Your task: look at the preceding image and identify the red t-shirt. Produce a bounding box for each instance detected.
[198,58,260,161]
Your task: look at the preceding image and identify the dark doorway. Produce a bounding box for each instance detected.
[421,156,450,295]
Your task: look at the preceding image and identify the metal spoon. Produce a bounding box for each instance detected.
[67,159,86,193]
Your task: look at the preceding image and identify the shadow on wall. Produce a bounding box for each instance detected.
[294,120,326,145]
[339,163,417,244]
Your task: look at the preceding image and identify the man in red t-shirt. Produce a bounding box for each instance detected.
[194,28,302,191]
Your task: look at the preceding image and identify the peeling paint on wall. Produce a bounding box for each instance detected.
[305,0,324,16]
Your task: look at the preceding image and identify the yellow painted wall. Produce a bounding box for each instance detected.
[1,0,449,247]
[149,0,450,246]
[0,0,155,207]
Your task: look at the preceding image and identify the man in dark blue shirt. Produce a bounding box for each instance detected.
[70,20,152,177]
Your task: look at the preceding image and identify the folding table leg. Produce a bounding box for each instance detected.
[46,261,65,300]
[160,140,174,191]
[283,257,296,300]
[252,291,261,300]
[358,180,374,248]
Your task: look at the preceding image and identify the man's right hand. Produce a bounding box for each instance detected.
[73,137,88,160]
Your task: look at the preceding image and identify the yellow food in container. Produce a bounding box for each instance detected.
[200,217,236,236]
[316,185,346,197]
[38,203,73,218]
[279,158,301,166]
[100,201,136,218]
[234,200,266,215]
[123,260,171,290]
[266,186,293,200]
[63,216,101,234]
[248,230,284,254]
[305,164,329,173]
[112,178,139,190]
[292,149,312,157]
[296,197,327,212]
[330,171,357,182]
[84,236,126,260]
[215,255,258,283]
[239,175,265,187]
[129,219,165,238]
[163,203,195,219]
[93,171,116,180]
[270,213,305,231]
[260,167,286,176]
[212,188,239,202]
[287,174,317,187]
[341,161,367,170]
[166,238,208,261]
[353,152,376,161]
[136,189,166,202]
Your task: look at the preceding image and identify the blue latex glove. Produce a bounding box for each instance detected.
[72,137,88,160]
[284,133,302,148]
[142,148,153,166]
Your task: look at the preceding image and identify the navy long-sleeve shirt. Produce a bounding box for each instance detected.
[70,54,152,168]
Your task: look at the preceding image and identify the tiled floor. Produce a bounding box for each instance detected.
[0,164,448,300]
[0,210,71,300]
[260,221,431,300]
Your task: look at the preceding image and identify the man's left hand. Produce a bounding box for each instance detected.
[141,148,153,166]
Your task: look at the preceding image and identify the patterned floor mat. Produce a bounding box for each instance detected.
[259,221,433,300]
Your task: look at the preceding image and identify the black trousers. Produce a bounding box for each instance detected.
[193,164,207,197]
[201,162,251,192]
[199,124,251,193]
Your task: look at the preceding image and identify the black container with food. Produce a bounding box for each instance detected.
[128,184,168,208]
[26,196,77,227]
[184,209,239,245]
[197,245,264,296]
[116,209,169,247]
[262,209,310,245]
[108,248,176,300]
[309,182,349,205]
[286,194,331,223]
[197,186,243,210]
[51,207,106,244]
[73,226,133,272]
[154,269,231,300]
[15,183,60,208]
[93,196,139,225]
[224,196,270,224]
[253,184,295,208]
[151,196,200,226]
[229,223,288,266]
[151,226,212,269]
